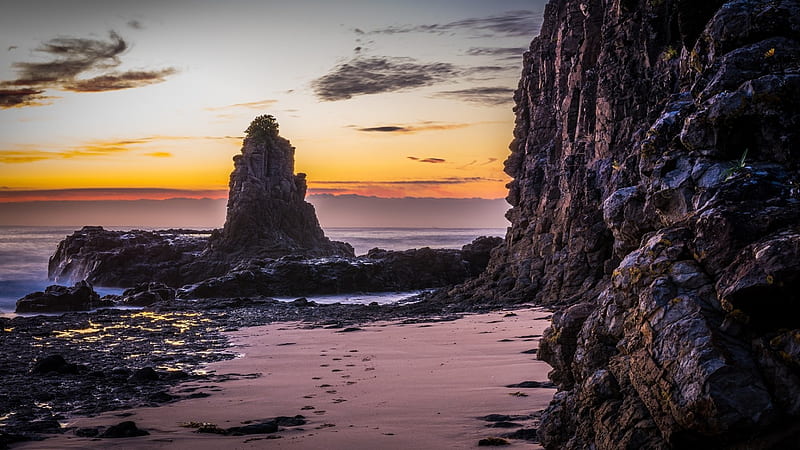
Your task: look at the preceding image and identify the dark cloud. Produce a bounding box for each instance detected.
[9,32,127,86]
[312,56,457,101]
[0,88,49,108]
[354,122,472,134]
[0,31,176,108]
[408,157,446,163]
[362,126,408,132]
[434,87,515,105]
[466,47,527,58]
[369,11,538,37]
[127,20,144,30]
[64,68,177,92]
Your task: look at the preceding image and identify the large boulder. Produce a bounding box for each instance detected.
[15,281,110,313]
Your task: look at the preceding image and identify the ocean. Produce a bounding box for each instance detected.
[0,226,506,313]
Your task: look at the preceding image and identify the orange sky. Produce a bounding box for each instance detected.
[0,2,544,208]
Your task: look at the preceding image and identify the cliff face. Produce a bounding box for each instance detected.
[483,0,800,447]
[212,133,353,258]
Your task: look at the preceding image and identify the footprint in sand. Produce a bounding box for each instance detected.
[320,364,330,367]
[301,406,315,410]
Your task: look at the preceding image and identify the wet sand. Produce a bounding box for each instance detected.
[17,308,554,449]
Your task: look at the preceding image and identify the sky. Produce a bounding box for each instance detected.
[0,0,545,227]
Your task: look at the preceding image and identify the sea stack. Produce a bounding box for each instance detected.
[211,115,353,258]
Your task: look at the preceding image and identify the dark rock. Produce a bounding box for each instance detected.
[16,281,108,313]
[479,414,530,422]
[24,416,62,434]
[31,355,78,375]
[225,420,279,435]
[478,437,511,446]
[0,431,30,448]
[121,282,176,306]
[147,391,174,403]
[74,427,100,437]
[506,381,556,389]
[487,421,523,428]
[290,297,315,307]
[48,227,215,287]
[180,248,474,299]
[99,421,149,438]
[130,367,160,382]
[461,236,504,276]
[503,428,538,441]
[274,415,307,427]
[210,118,353,260]
[337,327,362,333]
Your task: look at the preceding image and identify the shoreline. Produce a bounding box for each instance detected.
[13,308,553,449]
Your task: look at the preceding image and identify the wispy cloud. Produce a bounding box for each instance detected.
[127,20,144,30]
[205,99,278,111]
[353,122,472,134]
[0,31,177,108]
[312,56,457,101]
[407,157,446,163]
[65,69,177,92]
[0,135,239,163]
[434,87,515,105]
[465,47,527,58]
[0,187,228,202]
[0,88,51,108]
[367,11,538,37]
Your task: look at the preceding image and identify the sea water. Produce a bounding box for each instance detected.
[0,226,506,313]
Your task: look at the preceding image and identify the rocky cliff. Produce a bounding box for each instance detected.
[210,117,353,258]
[472,0,800,448]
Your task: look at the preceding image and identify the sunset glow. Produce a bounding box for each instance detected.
[0,1,545,224]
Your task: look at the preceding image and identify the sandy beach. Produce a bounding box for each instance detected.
[16,308,554,449]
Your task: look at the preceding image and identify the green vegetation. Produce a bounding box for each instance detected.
[661,46,678,62]
[723,148,749,181]
[245,114,279,141]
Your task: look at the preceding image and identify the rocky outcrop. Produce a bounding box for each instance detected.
[462,0,800,448]
[48,226,220,287]
[180,243,490,299]
[15,281,111,313]
[210,119,353,259]
[119,282,176,306]
[48,119,354,288]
